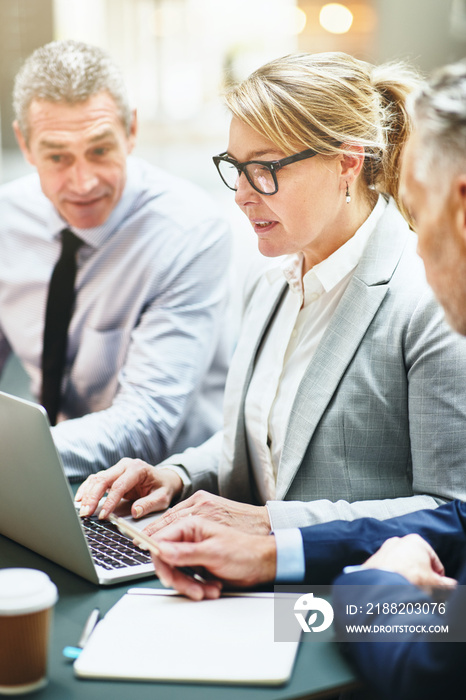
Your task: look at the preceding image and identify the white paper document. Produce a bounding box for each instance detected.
[74,588,301,685]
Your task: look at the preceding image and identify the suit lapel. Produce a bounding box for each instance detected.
[276,201,410,499]
[219,274,288,502]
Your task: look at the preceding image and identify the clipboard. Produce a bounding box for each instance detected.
[74,588,301,686]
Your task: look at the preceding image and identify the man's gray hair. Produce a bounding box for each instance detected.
[13,39,132,143]
[410,60,466,182]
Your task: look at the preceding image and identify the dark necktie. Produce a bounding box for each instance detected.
[41,229,83,426]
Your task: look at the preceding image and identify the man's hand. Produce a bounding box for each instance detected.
[142,490,271,537]
[361,534,457,589]
[150,517,277,600]
[74,458,183,519]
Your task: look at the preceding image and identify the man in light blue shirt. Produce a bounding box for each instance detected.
[0,40,231,480]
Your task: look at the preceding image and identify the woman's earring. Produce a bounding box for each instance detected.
[345,182,351,204]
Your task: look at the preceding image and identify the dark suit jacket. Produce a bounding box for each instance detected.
[300,499,466,584]
[299,500,466,699]
[331,564,466,700]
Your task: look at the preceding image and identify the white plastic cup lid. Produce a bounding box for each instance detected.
[0,569,58,615]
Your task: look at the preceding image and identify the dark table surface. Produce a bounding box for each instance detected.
[0,530,361,700]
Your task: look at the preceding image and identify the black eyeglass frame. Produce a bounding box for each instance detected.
[212,148,318,195]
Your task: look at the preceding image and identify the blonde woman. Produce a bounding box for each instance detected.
[77,52,466,535]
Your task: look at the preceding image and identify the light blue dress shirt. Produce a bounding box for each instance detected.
[0,156,232,480]
[274,528,305,582]
[274,535,393,581]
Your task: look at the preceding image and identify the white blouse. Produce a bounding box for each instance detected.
[244,195,387,503]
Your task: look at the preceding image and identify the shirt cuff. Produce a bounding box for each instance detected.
[342,565,365,575]
[273,528,305,582]
[343,564,402,576]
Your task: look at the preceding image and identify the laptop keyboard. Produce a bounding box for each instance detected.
[81,517,152,570]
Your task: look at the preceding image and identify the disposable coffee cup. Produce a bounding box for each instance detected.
[0,568,58,695]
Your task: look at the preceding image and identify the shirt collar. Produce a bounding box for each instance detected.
[266,194,387,293]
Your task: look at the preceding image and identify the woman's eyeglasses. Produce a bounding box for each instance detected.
[212,148,318,195]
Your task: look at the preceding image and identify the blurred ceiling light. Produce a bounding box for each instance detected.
[319,3,354,34]
[295,7,307,34]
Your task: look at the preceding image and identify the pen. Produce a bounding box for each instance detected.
[108,513,210,585]
[62,607,100,660]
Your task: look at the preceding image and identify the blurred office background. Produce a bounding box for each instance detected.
[2,0,466,177]
[1,0,466,280]
[1,0,466,211]
[0,0,464,394]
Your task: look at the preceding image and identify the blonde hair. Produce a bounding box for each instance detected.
[224,52,421,218]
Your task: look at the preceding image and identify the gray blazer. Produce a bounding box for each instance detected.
[161,200,466,528]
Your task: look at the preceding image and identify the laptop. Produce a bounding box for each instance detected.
[0,390,161,585]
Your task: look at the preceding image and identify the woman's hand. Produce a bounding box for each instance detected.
[143,490,271,537]
[74,458,183,519]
